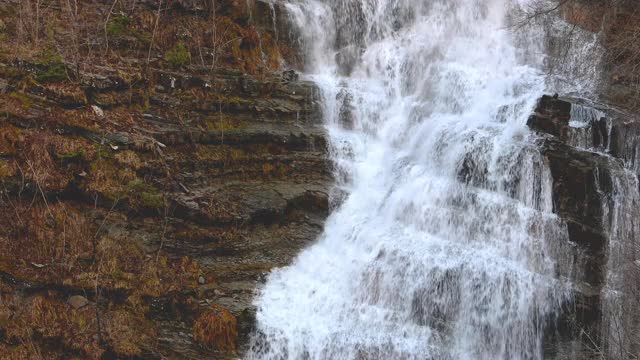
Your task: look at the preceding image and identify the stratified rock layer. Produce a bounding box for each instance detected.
[528,95,640,358]
[0,61,329,358]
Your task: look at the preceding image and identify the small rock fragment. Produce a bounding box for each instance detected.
[0,80,9,93]
[282,69,299,82]
[91,105,104,117]
[257,272,269,283]
[68,295,89,309]
[198,276,206,285]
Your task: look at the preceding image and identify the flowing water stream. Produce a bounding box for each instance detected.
[248,1,579,359]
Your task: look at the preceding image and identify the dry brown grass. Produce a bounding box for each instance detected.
[0,202,93,281]
[22,131,91,192]
[104,309,156,357]
[192,304,238,352]
[0,197,208,357]
[1,0,286,76]
[114,150,142,169]
[0,293,102,359]
[0,124,22,157]
[0,1,281,358]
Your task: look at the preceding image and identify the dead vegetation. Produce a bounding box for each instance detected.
[192,304,238,352]
[0,0,315,358]
[1,0,286,78]
[0,120,232,357]
[0,195,222,357]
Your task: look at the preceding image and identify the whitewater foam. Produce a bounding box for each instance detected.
[248,1,577,359]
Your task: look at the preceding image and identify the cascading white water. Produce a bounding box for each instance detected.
[599,168,640,357]
[248,1,577,359]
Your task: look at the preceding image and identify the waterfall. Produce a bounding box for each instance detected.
[248,1,578,359]
[600,169,640,358]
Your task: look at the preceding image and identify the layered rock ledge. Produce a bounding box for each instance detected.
[0,61,330,358]
[528,95,640,358]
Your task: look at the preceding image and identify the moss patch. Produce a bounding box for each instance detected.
[165,42,190,69]
[193,144,250,164]
[34,49,67,83]
[9,92,33,108]
[204,115,246,131]
[35,62,67,83]
[126,179,164,208]
[55,148,84,163]
[106,15,131,37]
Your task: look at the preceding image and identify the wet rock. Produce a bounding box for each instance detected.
[337,88,355,129]
[608,115,640,175]
[457,153,488,187]
[527,95,572,139]
[81,71,127,92]
[335,46,361,76]
[529,95,640,175]
[529,95,640,357]
[282,69,299,82]
[529,97,618,284]
[252,0,300,53]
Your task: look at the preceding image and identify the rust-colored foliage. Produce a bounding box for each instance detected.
[0,202,94,281]
[1,294,102,358]
[104,309,156,357]
[0,0,286,76]
[20,131,91,192]
[0,0,290,358]
[192,304,238,352]
[241,25,262,49]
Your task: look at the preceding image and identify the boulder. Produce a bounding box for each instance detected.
[527,95,572,139]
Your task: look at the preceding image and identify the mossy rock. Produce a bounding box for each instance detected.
[35,62,67,83]
[55,149,84,163]
[126,179,164,209]
[34,49,68,83]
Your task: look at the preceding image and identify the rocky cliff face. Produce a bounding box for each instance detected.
[0,63,329,358]
[528,95,640,358]
[0,0,330,358]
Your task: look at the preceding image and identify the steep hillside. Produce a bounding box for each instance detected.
[0,0,329,358]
